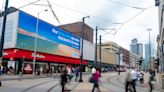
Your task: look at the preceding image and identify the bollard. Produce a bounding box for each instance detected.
[0,76,1,86]
[19,71,22,81]
[162,74,164,89]
[0,71,1,87]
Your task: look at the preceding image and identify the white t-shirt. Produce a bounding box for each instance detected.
[130,70,137,80]
[66,67,71,75]
[91,68,96,74]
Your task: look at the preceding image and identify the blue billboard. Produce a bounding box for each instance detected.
[16,11,80,58]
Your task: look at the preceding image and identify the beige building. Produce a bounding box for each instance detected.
[99,42,130,67]
[129,52,141,68]
[101,42,119,53]
[97,47,117,65]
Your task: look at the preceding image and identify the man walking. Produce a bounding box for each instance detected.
[74,66,79,81]
[130,67,137,92]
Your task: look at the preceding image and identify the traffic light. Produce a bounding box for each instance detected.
[155,58,159,66]
[139,57,143,65]
[139,60,142,65]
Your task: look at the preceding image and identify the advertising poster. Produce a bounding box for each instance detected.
[16,11,80,58]
[7,61,15,69]
[24,63,33,74]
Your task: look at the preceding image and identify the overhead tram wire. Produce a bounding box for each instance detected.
[17,0,41,9]
[115,4,154,34]
[38,1,123,25]
[107,0,146,11]
[46,0,61,24]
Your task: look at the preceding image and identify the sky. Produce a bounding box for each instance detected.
[0,0,159,51]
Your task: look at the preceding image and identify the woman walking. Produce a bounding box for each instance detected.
[92,68,101,92]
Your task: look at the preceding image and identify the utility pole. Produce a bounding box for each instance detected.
[147,28,152,69]
[79,16,89,82]
[95,26,98,67]
[99,35,102,76]
[116,50,120,75]
[0,0,9,87]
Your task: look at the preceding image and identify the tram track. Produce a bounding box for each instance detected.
[21,78,59,92]
[21,78,79,92]
[107,75,125,89]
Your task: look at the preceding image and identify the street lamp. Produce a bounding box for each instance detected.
[79,16,89,82]
[147,28,152,69]
[32,9,48,79]
[116,50,120,75]
[99,35,102,76]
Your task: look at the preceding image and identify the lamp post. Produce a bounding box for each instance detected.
[32,9,48,79]
[116,50,120,75]
[99,35,102,76]
[79,16,89,82]
[0,0,9,87]
[95,26,98,67]
[147,28,152,69]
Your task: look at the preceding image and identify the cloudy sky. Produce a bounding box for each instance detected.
[0,0,159,51]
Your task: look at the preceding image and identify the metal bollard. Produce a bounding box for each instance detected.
[162,74,164,89]
[0,71,1,87]
[0,80,1,87]
[0,78,1,86]
[19,71,22,81]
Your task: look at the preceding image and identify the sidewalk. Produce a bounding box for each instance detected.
[0,74,60,81]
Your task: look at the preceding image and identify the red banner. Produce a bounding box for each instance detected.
[3,49,86,65]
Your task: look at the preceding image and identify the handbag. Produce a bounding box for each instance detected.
[151,80,156,84]
[89,77,94,83]
[151,77,156,84]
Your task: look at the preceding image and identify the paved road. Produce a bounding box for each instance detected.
[0,72,163,92]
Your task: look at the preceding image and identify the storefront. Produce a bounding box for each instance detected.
[2,48,86,74]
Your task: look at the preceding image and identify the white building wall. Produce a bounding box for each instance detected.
[0,11,19,49]
[83,40,95,61]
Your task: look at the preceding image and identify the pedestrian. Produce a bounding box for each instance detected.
[140,72,144,84]
[60,67,70,92]
[92,67,101,92]
[74,66,79,81]
[130,67,137,92]
[125,68,132,92]
[149,70,156,92]
[66,65,72,82]
[91,67,96,74]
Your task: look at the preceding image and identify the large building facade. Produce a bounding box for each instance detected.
[156,0,164,75]
[144,44,150,70]
[100,42,137,67]
[130,38,143,57]
[130,38,138,55]
[0,7,96,74]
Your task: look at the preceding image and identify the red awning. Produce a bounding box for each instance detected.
[3,49,86,65]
